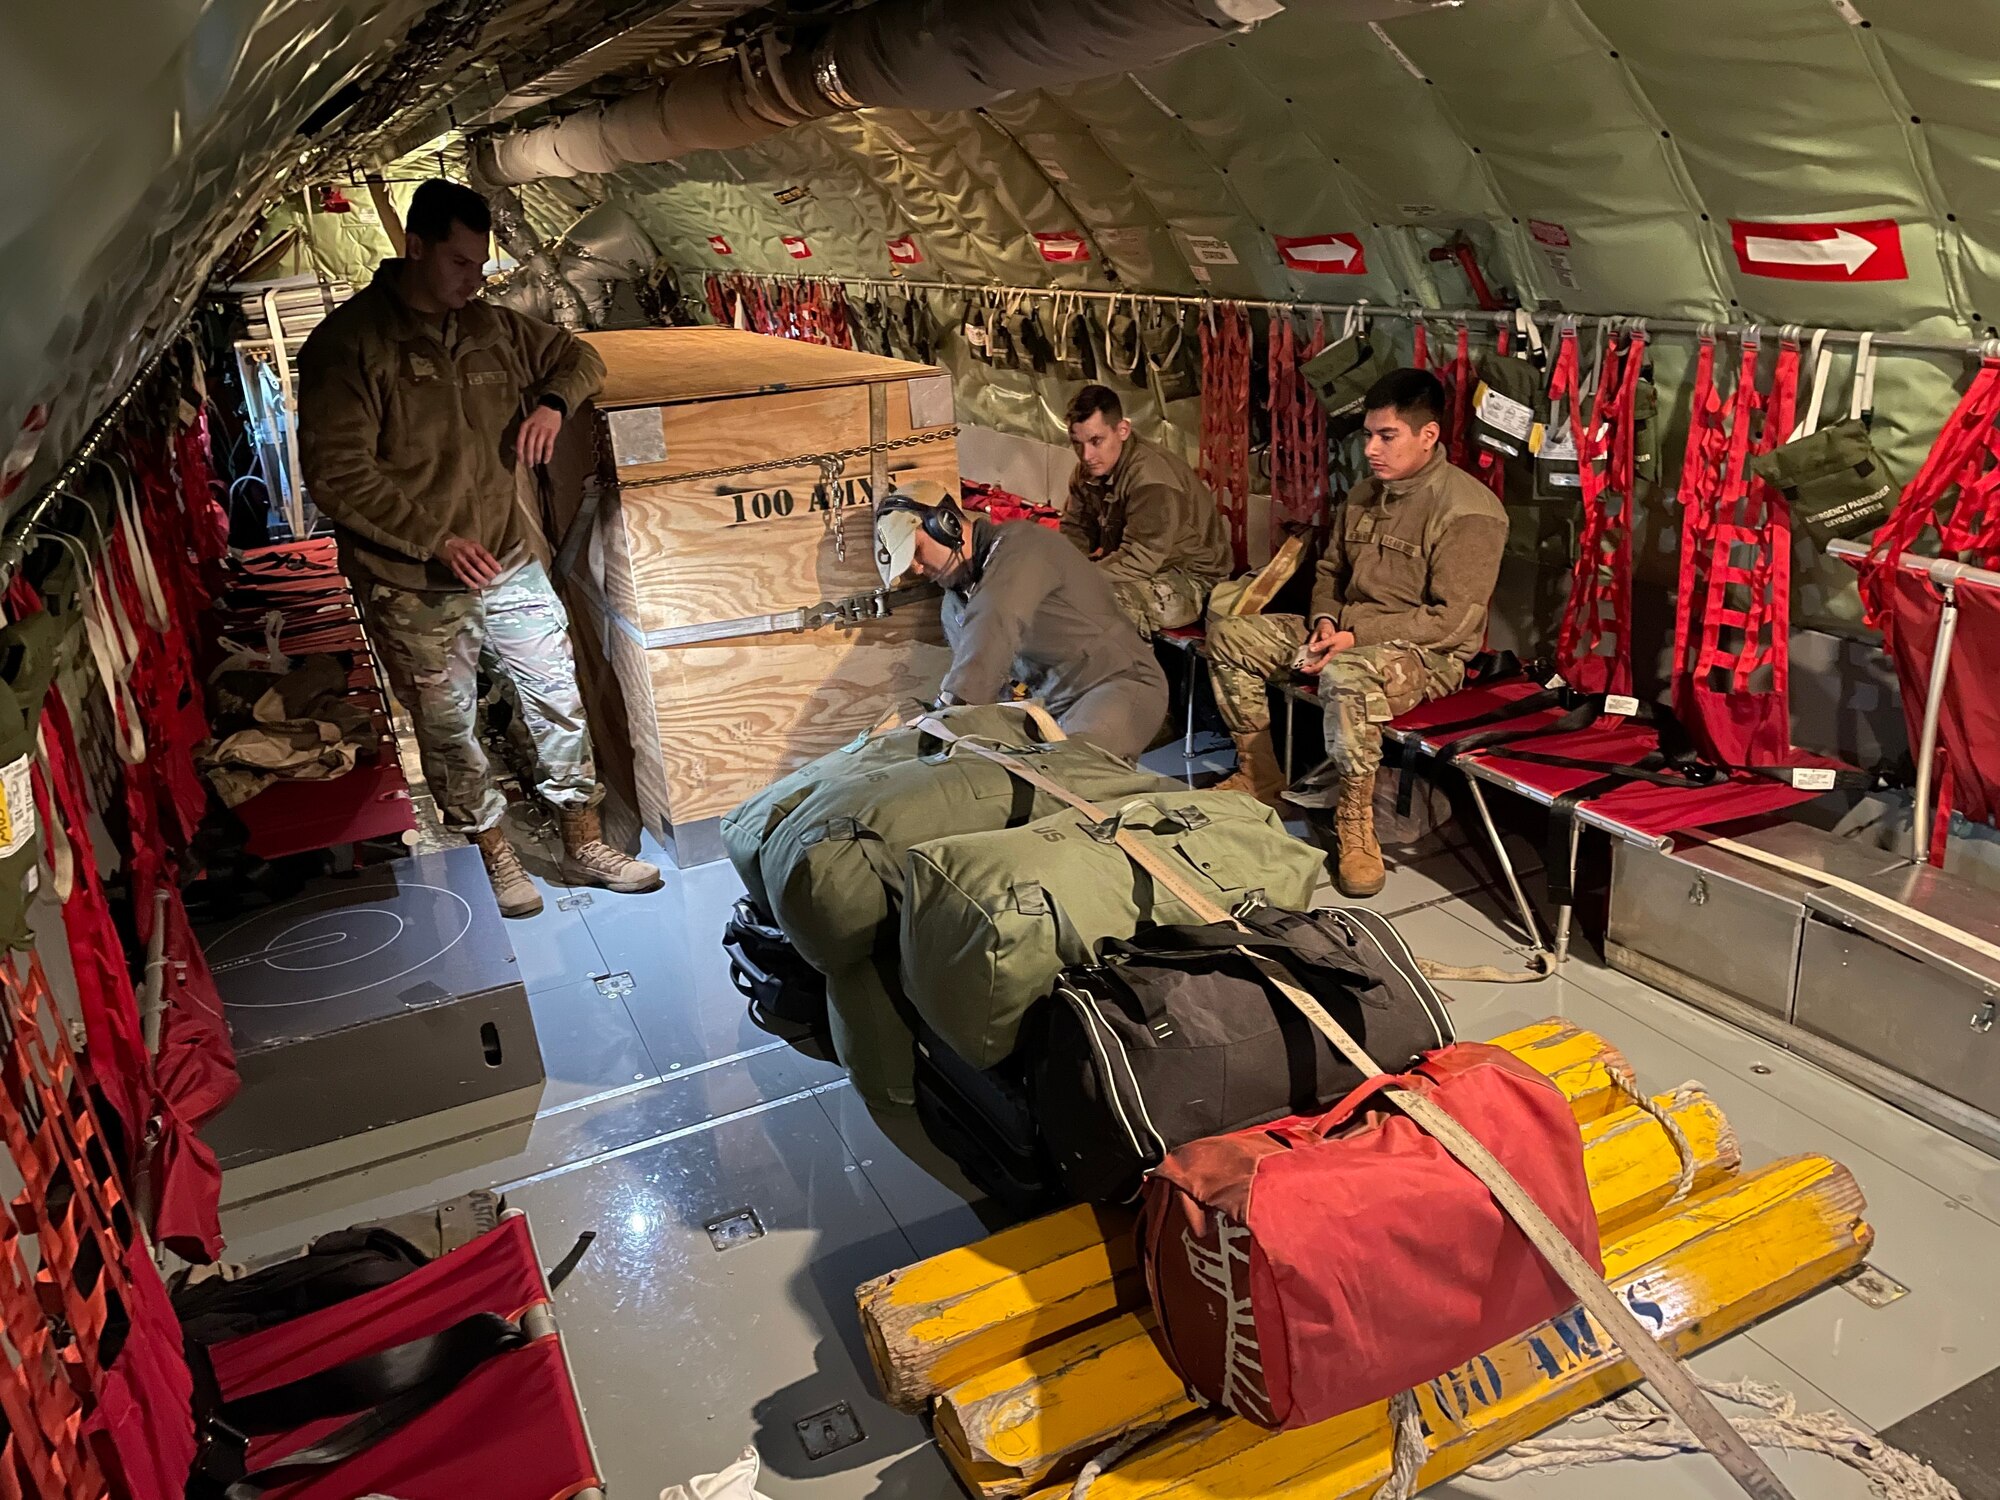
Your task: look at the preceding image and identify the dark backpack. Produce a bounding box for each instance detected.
[1027,905,1454,1204]
[724,896,831,1047]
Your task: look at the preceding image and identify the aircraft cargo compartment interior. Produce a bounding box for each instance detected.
[7,2,2000,1498]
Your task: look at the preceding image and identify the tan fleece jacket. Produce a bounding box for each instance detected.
[1309,447,1509,661]
[1061,433,1232,588]
[298,259,606,592]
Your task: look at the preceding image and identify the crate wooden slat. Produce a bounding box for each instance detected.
[547,328,959,850]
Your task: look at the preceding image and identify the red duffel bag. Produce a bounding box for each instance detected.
[1138,1040,1601,1430]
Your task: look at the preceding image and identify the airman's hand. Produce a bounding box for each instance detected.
[1298,618,1355,675]
[516,405,564,467]
[438,535,503,590]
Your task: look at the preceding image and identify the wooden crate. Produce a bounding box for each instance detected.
[546,329,959,850]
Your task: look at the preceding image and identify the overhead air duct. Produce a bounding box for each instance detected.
[474,0,1459,187]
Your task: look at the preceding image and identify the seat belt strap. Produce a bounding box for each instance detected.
[914,717,1795,1500]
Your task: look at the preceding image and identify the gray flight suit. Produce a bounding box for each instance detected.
[940,518,1168,762]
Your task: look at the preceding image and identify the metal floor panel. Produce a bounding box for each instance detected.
[217,830,1998,1499]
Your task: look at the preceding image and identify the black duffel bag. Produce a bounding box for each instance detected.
[1027,904,1454,1205]
[724,896,831,1046]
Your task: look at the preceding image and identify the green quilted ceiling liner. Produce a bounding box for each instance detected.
[10,0,2000,526]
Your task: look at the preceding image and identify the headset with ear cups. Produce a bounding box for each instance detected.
[873,485,966,582]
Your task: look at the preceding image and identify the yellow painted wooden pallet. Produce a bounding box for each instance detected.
[853,1021,1874,1499]
[857,1019,1636,1414]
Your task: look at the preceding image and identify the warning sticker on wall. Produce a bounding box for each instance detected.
[1528,220,1581,290]
[781,235,813,260]
[0,755,35,859]
[1184,235,1239,266]
[774,184,812,206]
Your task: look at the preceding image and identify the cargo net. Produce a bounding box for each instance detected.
[1862,353,2000,638]
[1672,331,1801,768]
[1549,324,1647,697]
[0,953,193,1500]
[703,273,855,348]
[1267,311,1331,530]
[1199,303,1253,574]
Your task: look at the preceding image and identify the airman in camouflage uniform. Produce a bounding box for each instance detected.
[298,179,659,916]
[1062,385,1231,639]
[1210,370,1507,897]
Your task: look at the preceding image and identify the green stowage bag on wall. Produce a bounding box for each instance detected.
[1749,420,1900,544]
[721,704,1174,1106]
[900,791,1329,1070]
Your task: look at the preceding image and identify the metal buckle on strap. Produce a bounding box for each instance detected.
[1169,806,1212,830]
[1083,817,1121,844]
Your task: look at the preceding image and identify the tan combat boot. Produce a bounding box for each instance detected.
[473,826,544,919]
[1334,773,1387,898]
[1213,730,1290,811]
[559,807,664,894]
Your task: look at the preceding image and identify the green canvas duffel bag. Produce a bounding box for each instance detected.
[724,704,1174,1104]
[900,790,1328,1069]
[721,703,1060,913]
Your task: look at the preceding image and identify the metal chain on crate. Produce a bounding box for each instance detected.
[655,427,960,488]
[816,454,849,562]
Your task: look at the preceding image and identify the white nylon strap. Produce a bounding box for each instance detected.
[1794,332,1833,441]
[1515,307,1545,359]
[1851,332,1876,423]
[100,458,169,633]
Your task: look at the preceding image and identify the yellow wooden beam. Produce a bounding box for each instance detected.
[935,1086,1739,1495]
[858,1019,1631,1411]
[1019,1153,1868,1500]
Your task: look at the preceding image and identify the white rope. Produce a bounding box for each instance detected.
[1070,1421,1174,1500]
[1371,1388,1430,1500]
[1617,1078,1701,1205]
[1467,1376,1962,1499]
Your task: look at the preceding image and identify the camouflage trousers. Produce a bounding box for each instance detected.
[1110,567,1213,640]
[361,560,602,834]
[1205,610,1464,779]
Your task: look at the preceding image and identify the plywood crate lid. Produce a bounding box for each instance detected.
[582,328,943,410]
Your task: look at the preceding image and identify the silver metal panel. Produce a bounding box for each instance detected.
[1805,863,2000,997]
[1608,823,1909,1019]
[1609,842,1807,1018]
[1795,916,2000,1119]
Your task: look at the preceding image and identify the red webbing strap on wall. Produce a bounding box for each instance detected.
[703,274,728,326]
[1412,320,1430,372]
[1862,357,2000,641]
[1199,302,1253,573]
[1268,312,1331,529]
[1674,334,1800,766]
[1445,324,1475,469]
[1551,327,1646,696]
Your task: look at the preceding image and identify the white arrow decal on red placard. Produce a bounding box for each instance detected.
[1729,218,1906,282]
[1274,233,1367,274]
[1035,232,1091,263]
[782,235,812,260]
[1744,229,1877,275]
[887,235,922,265]
[707,234,732,255]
